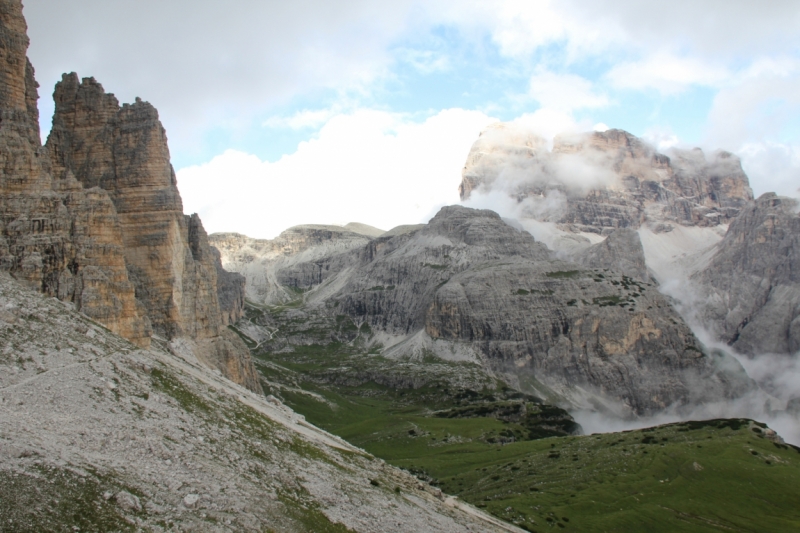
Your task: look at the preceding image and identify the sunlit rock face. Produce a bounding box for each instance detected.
[0,0,150,346]
[692,193,800,356]
[0,0,258,391]
[45,74,258,392]
[460,124,754,235]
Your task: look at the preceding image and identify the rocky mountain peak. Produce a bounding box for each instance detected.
[0,0,258,392]
[692,192,800,355]
[460,123,754,235]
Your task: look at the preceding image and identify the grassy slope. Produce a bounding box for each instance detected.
[242,302,800,533]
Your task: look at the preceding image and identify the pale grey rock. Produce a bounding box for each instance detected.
[343,222,386,238]
[278,206,753,415]
[692,193,800,355]
[183,493,200,508]
[209,225,374,306]
[0,271,515,533]
[573,228,650,282]
[114,491,142,512]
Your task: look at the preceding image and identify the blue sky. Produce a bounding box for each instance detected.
[24,0,800,238]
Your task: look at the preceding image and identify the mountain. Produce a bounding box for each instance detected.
[210,224,375,306]
[0,0,258,392]
[221,206,753,416]
[691,193,800,356]
[460,124,753,235]
[0,270,521,532]
[457,122,800,362]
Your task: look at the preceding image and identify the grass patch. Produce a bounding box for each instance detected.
[150,367,211,413]
[546,270,582,279]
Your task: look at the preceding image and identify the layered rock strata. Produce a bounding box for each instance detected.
[460,124,754,234]
[0,0,257,391]
[44,74,258,392]
[0,0,150,346]
[692,193,800,355]
[277,206,752,415]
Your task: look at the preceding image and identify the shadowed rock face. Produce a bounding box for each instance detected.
[573,228,650,282]
[0,0,258,391]
[693,193,800,355]
[277,206,752,415]
[460,124,754,234]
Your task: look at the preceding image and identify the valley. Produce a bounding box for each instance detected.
[232,292,800,532]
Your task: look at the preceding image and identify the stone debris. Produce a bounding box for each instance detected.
[0,271,520,532]
[114,491,142,512]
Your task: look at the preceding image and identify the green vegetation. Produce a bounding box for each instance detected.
[546,270,582,279]
[0,466,137,533]
[150,366,211,413]
[244,300,800,532]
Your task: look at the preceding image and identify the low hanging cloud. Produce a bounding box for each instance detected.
[177,108,494,238]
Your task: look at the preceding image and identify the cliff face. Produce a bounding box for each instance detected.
[44,74,258,391]
[460,124,754,235]
[0,0,257,391]
[692,193,800,355]
[47,74,214,339]
[276,206,752,415]
[209,225,374,305]
[0,0,150,346]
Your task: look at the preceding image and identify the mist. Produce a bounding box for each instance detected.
[572,269,800,446]
[459,123,800,445]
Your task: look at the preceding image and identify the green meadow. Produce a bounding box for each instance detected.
[239,302,800,532]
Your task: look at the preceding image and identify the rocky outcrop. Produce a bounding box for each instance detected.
[43,74,259,392]
[278,206,752,415]
[209,225,374,305]
[692,193,800,355]
[0,0,150,346]
[0,0,258,391]
[573,228,650,282]
[210,244,245,325]
[460,124,754,235]
[0,271,512,533]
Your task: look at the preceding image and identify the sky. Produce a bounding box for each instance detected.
[23,0,800,238]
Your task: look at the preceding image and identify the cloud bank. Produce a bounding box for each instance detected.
[178,108,494,238]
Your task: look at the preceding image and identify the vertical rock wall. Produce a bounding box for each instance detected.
[0,0,256,391]
[0,0,150,346]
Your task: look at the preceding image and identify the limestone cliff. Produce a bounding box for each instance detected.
[573,228,650,282]
[0,0,150,346]
[460,124,754,235]
[44,74,258,392]
[0,0,257,392]
[276,206,752,415]
[692,193,800,355]
[209,225,374,305]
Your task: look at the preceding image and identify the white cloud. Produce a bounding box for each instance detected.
[705,61,800,148]
[511,108,584,145]
[607,53,730,94]
[739,142,800,200]
[529,69,609,111]
[177,108,495,238]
